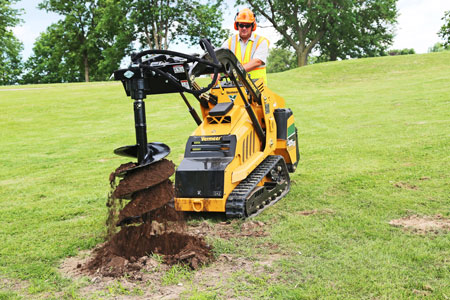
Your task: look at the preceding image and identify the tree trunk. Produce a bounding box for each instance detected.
[330,52,337,61]
[329,42,338,61]
[295,30,324,67]
[84,53,89,82]
[153,23,160,49]
[296,49,308,67]
[144,26,152,49]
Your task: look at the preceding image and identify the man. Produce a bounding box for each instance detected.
[222,8,270,85]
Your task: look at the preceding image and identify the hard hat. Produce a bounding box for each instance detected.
[234,8,257,31]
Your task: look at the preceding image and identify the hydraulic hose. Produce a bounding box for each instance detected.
[133,39,221,95]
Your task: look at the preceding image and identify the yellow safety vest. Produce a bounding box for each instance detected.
[227,33,269,85]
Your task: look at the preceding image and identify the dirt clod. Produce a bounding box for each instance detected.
[118,179,174,224]
[113,159,175,199]
[109,162,136,183]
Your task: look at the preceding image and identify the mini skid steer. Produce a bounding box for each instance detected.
[113,39,299,218]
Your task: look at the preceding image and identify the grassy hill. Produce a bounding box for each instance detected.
[0,52,449,299]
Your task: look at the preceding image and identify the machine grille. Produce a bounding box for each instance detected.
[207,116,231,124]
[242,131,256,162]
[184,135,237,158]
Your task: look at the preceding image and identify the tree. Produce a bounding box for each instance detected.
[387,48,415,56]
[129,0,229,50]
[316,0,397,61]
[438,10,450,46]
[0,0,24,85]
[22,23,81,83]
[266,47,297,73]
[34,0,134,83]
[428,42,450,53]
[29,0,227,83]
[237,0,398,67]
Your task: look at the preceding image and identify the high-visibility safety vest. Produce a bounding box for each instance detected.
[227,33,269,85]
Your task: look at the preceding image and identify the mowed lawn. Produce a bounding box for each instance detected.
[0,51,449,299]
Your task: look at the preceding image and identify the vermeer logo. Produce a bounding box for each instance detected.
[201,136,221,141]
[228,95,237,102]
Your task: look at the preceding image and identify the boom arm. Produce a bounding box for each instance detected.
[112,40,267,165]
[190,48,262,104]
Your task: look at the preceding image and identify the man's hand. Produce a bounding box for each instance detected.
[210,73,221,84]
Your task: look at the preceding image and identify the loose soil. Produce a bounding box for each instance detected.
[61,159,282,299]
[389,214,450,234]
[118,180,175,224]
[61,217,279,299]
[0,277,30,296]
[85,230,212,277]
[186,219,271,239]
[112,160,175,199]
[61,249,282,300]
[86,159,214,277]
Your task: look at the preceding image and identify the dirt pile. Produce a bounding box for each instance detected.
[389,214,450,234]
[86,159,213,277]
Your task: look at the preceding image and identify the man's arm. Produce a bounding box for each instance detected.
[244,37,269,72]
[243,58,264,72]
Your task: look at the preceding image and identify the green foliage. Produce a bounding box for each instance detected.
[438,10,450,46]
[0,0,20,29]
[237,0,398,66]
[129,0,228,50]
[388,48,416,56]
[94,0,136,77]
[267,47,297,73]
[0,32,23,85]
[428,42,450,53]
[0,0,23,85]
[177,1,230,48]
[23,0,228,83]
[24,0,134,83]
[317,0,397,61]
[22,23,81,84]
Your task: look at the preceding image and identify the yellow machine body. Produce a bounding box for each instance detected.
[113,42,298,218]
[174,77,299,214]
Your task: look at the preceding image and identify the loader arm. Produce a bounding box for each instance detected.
[190,48,262,104]
[111,39,299,218]
[189,48,266,147]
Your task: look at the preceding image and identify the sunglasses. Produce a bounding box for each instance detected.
[238,23,252,29]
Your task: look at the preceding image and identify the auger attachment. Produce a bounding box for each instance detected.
[113,77,170,175]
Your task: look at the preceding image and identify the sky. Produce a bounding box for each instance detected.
[11,0,450,60]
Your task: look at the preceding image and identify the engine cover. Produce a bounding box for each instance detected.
[175,135,236,198]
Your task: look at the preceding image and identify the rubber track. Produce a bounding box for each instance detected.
[225,155,290,218]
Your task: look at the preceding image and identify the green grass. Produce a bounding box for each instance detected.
[0,52,449,299]
[161,265,193,286]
